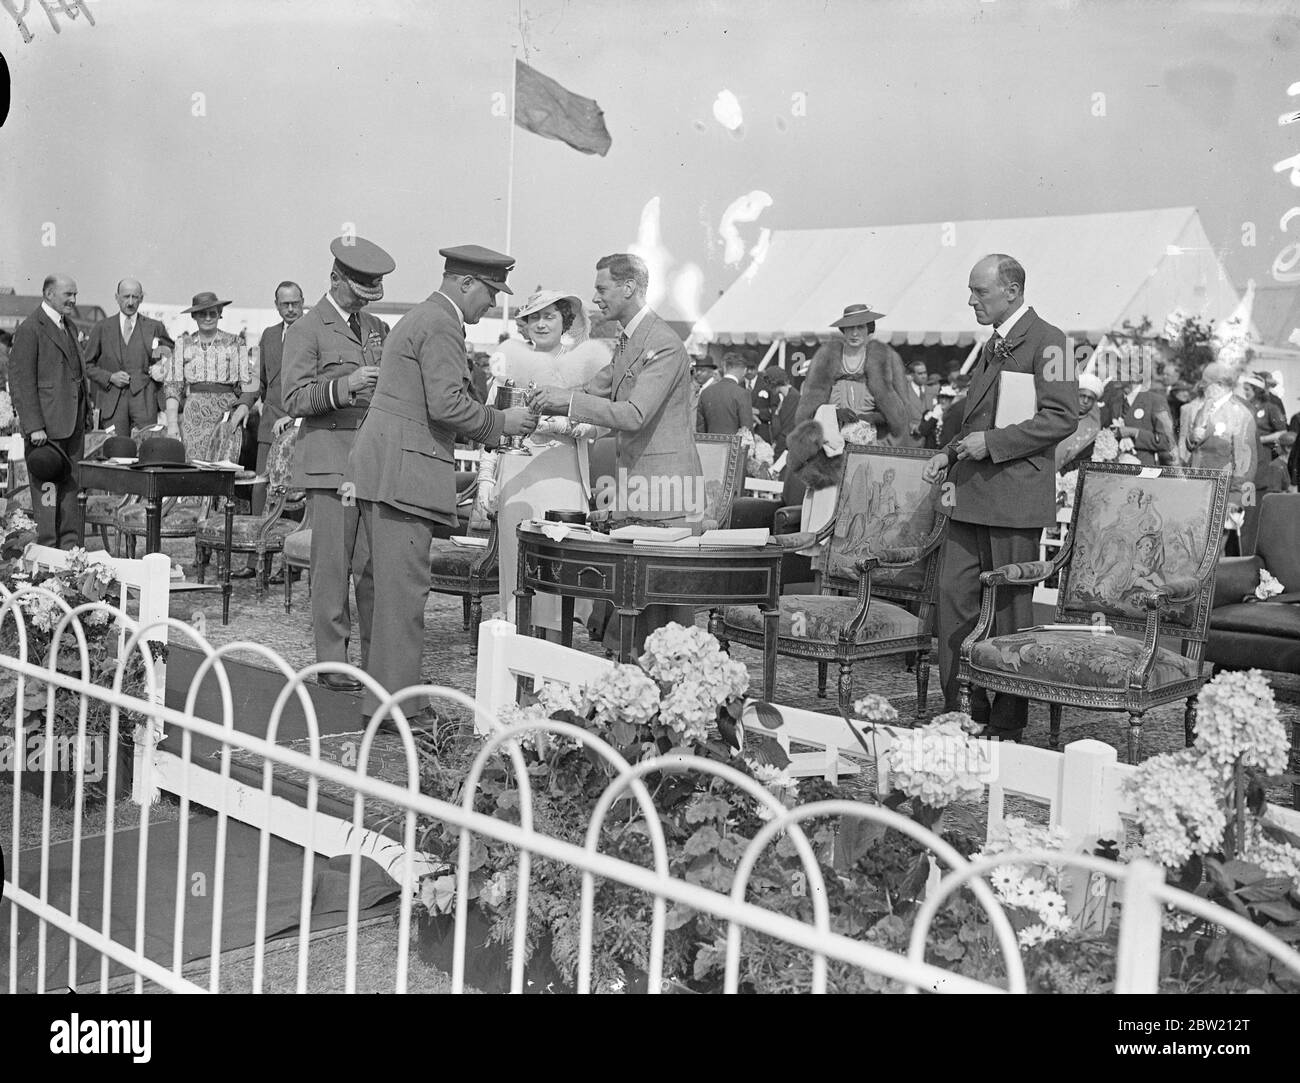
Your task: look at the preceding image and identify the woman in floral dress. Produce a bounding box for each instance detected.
[158,291,256,458]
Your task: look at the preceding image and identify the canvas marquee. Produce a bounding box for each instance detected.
[692,206,1245,350]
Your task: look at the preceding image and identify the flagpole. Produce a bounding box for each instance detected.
[503,43,519,327]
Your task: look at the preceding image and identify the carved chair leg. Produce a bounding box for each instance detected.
[1183,696,1197,747]
[957,679,971,716]
[196,545,207,584]
[914,651,931,725]
[1048,703,1063,750]
[817,661,828,699]
[1126,712,1145,764]
[284,563,292,614]
[836,661,853,717]
[256,552,268,598]
[469,595,483,653]
[461,595,472,631]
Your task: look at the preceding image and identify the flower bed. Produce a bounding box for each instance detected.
[410,629,1300,993]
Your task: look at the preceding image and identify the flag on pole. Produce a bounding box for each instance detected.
[514,59,612,156]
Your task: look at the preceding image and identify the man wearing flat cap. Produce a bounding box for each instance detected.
[350,244,537,726]
[282,236,394,692]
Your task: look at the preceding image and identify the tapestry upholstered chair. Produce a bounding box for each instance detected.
[194,421,303,596]
[117,417,245,559]
[958,462,1229,763]
[714,443,946,719]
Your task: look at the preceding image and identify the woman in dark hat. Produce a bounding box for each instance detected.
[793,304,913,445]
[160,291,256,458]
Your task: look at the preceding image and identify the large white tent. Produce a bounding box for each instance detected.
[692,207,1245,351]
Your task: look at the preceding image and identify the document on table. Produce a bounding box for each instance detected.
[994,371,1037,428]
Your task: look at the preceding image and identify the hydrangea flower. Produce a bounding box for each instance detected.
[536,680,588,718]
[852,694,899,726]
[1124,749,1227,869]
[748,760,797,799]
[885,717,984,808]
[587,664,660,729]
[1194,669,1289,774]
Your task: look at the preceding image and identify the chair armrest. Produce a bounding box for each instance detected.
[1138,575,1202,611]
[727,496,779,531]
[980,559,1058,587]
[1212,555,1262,607]
[772,504,803,535]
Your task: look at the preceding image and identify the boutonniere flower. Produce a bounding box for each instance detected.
[1214,422,1227,437]
[992,337,1016,364]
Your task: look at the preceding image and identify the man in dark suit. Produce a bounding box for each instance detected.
[350,245,536,725]
[283,240,393,691]
[10,273,92,548]
[84,278,173,437]
[254,281,303,518]
[767,368,800,457]
[923,254,1078,739]
[902,359,937,446]
[1099,374,1175,466]
[696,352,753,434]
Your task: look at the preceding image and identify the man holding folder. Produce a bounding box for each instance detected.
[922,254,1078,739]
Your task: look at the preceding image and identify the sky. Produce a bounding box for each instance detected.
[1,0,1298,327]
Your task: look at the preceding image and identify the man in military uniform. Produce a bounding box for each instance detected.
[350,245,537,727]
[282,237,394,692]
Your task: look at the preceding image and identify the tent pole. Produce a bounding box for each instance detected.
[503,43,519,326]
[757,340,780,370]
[778,339,786,370]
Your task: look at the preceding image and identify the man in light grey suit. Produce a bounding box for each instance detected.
[529,252,703,651]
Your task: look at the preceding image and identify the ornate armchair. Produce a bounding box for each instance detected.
[714,444,946,719]
[958,462,1229,763]
[116,418,245,559]
[194,422,303,595]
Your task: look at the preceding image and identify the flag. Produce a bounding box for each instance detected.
[514,59,612,156]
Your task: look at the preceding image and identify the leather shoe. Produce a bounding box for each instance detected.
[269,567,302,585]
[318,673,363,693]
[373,707,443,737]
[230,566,258,579]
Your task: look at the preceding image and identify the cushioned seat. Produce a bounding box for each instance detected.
[723,596,921,645]
[969,630,1205,693]
[84,494,122,518]
[118,504,200,532]
[428,538,496,577]
[1210,601,1300,641]
[283,529,311,564]
[195,516,297,548]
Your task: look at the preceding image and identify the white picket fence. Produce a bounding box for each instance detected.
[3,585,1300,993]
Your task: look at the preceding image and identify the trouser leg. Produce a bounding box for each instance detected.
[309,489,353,664]
[359,500,432,717]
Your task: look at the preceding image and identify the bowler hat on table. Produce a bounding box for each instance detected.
[95,435,139,460]
[26,442,74,485]
[131,437,197,470]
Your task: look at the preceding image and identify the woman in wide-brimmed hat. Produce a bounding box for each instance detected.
[470,289,612,635]
[159,291,257,459]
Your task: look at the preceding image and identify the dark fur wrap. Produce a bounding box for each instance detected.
[785,418,842,490]
[793,336,912,443]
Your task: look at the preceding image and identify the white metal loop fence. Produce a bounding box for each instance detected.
[2,582,1299,994]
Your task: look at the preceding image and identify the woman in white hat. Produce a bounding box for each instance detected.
[473,290,612,636]
[1055,371,1105,473]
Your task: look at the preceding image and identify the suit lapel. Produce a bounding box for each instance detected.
[963,308,1036,421]
[612,313,654,397]
[39,309,73,363]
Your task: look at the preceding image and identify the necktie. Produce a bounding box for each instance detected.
[64,318,80,357]
[977,331,1001,374]
[122,316,134,344]
[348,312,363,343]
[615,331,628,359]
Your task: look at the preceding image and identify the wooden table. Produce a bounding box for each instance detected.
[514,527,784,700]
[76,460,236,623]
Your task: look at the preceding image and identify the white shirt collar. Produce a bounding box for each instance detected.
[42,301,66,326]
[433,290,466,330]
[620,305,650,341]
[724,372,742,384]
[993,302,1029,338]
[1125,385,1143,406]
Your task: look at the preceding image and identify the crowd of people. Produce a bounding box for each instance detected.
[5,246,1296,737]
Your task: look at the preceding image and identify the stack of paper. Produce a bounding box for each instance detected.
[632,528,771,548]
[610,525,692,543]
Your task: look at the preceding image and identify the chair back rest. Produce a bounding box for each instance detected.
[1254,492,1300,591]
[1057,462,1228,637]
[693,432,747,528]
[181,416,243,518]
[265,421,299,499]
[819,444,944,598]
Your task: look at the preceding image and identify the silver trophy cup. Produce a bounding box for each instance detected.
[495,379,535,454]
